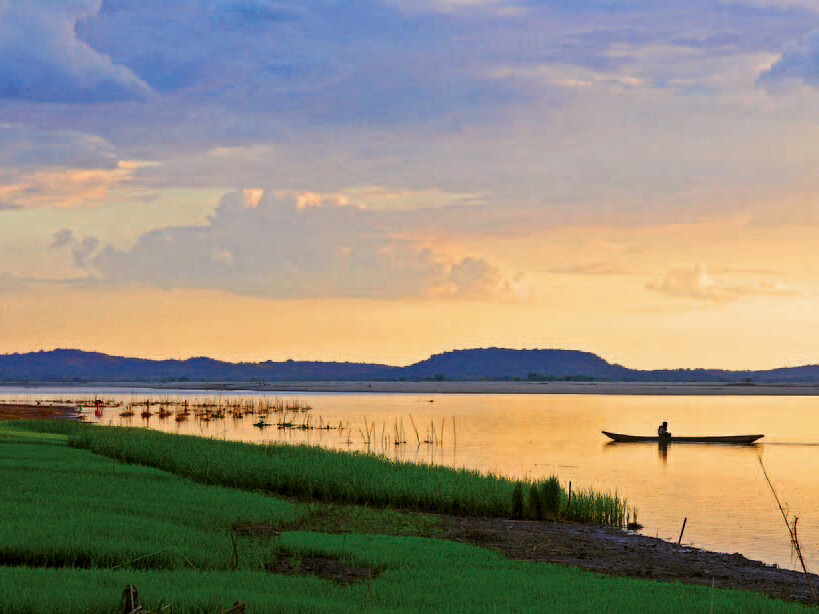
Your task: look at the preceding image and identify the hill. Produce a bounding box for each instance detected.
[398,348,632,381]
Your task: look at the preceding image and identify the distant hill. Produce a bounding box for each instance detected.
[398,348,631,381]
[1,347,818,383]
[0,349,395,383]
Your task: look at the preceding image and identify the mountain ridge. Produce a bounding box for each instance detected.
[2,347,819,383]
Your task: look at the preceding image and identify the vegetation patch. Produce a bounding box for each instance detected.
[13,420,629,525]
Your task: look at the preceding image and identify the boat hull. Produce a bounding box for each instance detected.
[602,431,763,444]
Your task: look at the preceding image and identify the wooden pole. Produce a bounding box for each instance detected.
[677,517,687,546]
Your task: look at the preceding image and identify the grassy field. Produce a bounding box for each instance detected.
[0,422,812,613]
[16,420,628,525]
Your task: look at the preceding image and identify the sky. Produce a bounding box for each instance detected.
[2,0,819,369]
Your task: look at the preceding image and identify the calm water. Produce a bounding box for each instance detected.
[4,387,818,572]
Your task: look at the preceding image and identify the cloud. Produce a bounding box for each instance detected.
[73,237,100,269]
[45,229,99,268]
[647,265,798,303]
[0,1,152,103]
[64,190,522,300]
[50,230,76,249]
[759,28,819,87]
[0,272,24,292]
[446,257,529,300]
[0,160,147,209]
[0,124,118,170]
[546,261,634,275]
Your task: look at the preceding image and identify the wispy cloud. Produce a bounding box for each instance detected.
[0,161,150,210]
[545,261,637,276]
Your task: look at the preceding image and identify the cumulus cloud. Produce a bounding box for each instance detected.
[647,265,798,303]
[63,190,523,300]
[0,0,152,102]
[446,257,529,300]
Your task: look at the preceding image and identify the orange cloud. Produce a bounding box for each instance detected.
[0,160,151,209]
[647,265,799,303]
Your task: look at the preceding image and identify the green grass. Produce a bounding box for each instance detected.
[12,421,628,524]
[0,546,811,613]
[0,429,301,572]
[0,423,813,613]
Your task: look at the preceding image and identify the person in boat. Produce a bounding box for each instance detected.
[658,421,671,441]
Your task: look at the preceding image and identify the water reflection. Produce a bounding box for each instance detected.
[606,440,763,467]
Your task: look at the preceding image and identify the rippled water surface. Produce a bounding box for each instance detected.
[4,387,818,571]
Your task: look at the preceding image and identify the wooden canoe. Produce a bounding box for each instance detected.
[602,431,763,444]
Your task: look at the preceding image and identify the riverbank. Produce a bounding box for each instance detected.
[0,420,816,611]
[6,380,819,395]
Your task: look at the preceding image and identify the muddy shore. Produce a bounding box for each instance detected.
[446,516,818,606]
[0,403,80,421]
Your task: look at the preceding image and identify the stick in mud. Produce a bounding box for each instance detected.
[409,415,421,445]
[757,455,816,603]
[677,517,687,547]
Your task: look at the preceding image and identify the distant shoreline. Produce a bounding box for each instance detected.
[4,380,819,396]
